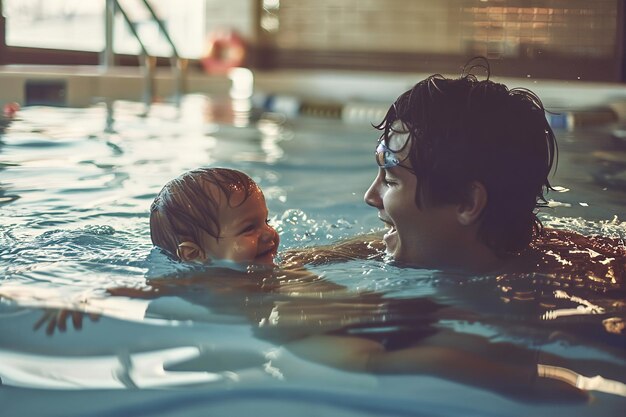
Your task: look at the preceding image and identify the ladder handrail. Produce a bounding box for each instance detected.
[113,0,149,58]
[139,0,180,60]
[104,0,186,107]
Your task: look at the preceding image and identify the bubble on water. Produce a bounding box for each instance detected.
[83,225,116,235]
[333,218,354,229]
[281,209,307,225]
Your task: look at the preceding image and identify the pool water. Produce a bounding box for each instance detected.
[0,96,625,417]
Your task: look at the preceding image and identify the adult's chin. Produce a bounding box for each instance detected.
[383,229,401,259]
[383,232,421,266]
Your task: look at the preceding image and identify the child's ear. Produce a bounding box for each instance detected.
[457,181,487,226]
[176,241,208,263]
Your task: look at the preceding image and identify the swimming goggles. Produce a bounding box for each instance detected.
[375,141,403,169]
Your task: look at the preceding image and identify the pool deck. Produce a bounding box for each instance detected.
[1,65,626,126]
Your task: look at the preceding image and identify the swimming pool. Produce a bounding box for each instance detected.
[0,94,625,416]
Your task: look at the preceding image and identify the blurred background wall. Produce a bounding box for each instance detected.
[254,0,623,81]
[1,0,624,81]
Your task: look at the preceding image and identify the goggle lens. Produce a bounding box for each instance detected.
[375,142,401,169]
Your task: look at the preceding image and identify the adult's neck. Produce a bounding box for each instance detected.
[444,241,511,275]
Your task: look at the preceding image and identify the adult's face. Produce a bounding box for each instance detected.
[364,129,460,268]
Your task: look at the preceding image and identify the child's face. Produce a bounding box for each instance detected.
[202,184,279,266]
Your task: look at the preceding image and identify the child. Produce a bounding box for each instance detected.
[150,167,384,269]
[150,167,280,267]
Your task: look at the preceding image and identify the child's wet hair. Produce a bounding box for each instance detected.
[375,58,557,255]
[150,168,257,260]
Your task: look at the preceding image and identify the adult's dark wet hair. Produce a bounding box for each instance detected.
[150,167,257,260]
[375,60,557,256]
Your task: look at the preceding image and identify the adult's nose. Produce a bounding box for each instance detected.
[364,172,383,209]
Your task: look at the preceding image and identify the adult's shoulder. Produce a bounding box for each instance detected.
[529,227,625,281]
[535,227,625,255]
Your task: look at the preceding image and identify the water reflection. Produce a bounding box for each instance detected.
[0,105,21,207]
[1,264,625,404]
[603,317,625,335]
[0,345,226,389]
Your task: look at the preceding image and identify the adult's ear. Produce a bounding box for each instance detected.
[457,181,487,226]
[176,241,208,263]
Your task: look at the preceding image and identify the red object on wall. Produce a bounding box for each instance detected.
[201,30,247,74]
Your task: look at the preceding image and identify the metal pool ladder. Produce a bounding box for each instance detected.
[102,0,187,107]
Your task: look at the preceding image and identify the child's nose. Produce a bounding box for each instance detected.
[261,224,277,242]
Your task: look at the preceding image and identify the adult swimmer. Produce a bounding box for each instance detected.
[286,59,625,279]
